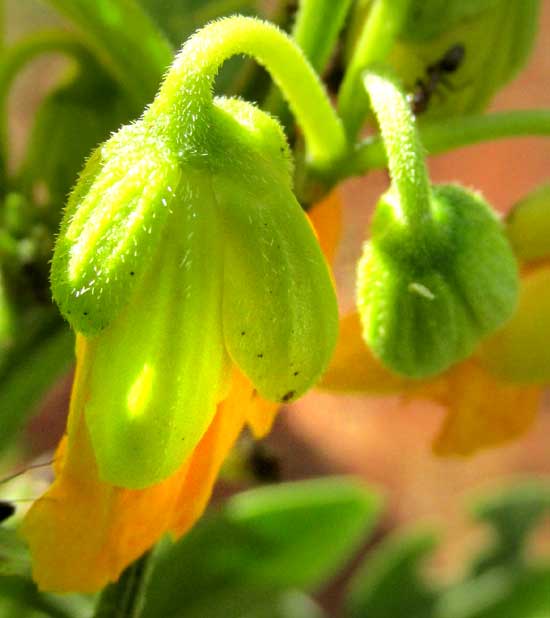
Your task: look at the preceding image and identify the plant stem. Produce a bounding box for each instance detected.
[262,0,353,133]
[292,0,354,75]
[45,0,173,108]
[344,110,550,174]
[337,0,410,140]
[363,69,432,230]
[0,31,93,191]
[149,16,347,173]
[93,551,153,618]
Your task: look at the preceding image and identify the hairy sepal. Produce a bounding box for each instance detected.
[51,120,181,336]
[210,98,338,403]
[83,172,230,488]
[220,176,338,403]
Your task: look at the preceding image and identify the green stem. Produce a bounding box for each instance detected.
[44,0,173,108]
[337,0,410,140]
[363,69,431,230]
[262,0,353,133]
[93,551,153,618]
[293,0,354,75]
[0,31,92,190]
[149,16,347,173]
[346,110,550,174]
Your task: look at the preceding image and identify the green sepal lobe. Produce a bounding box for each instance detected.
[210,98,338,403]
[51,120,181,336]
[83,172,230,488]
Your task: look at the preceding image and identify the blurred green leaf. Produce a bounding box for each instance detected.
[44,0,173,108]
[243,591,327,618]
[20,63,128,209]
[0,31,94,191]
[469,481,550,576]
[346,531,438,618]
[438,567,550,618]
[142,478,382,618]
[137,0,261,98]
[0,528,31,577]
[137,0,258,46]
[0,323,73,454]
[345,482,550,618]
[0,573,91,618]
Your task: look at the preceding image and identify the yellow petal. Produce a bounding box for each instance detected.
[319,312,414,393]
[244,394,279,440]
[168,368,255,537]
[431,360,541,456]
[479,262,550,383]
[20,393,190,592]
[21,355,257,593]
[307,190,343,263]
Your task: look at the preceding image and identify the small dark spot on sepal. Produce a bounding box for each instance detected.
[241,331,246,336]
[281,390,295,402]
[257,353,263,358]
[130,271,135,276]
[293,371,299,377]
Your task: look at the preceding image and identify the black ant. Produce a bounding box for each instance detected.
[409,43,466,115]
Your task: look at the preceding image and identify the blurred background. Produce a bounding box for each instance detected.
[3,1,550,615]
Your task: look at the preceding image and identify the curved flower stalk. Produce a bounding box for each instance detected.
[321,188,550,456]
[356,69,518,379]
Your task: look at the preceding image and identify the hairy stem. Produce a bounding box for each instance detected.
[149,16,347,172]
[346,110,550,173]
[0,31,93,190]
[338,0,411,139]
[363,69,432,230]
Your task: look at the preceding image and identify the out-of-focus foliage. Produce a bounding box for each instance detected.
[346,482,550,618]
[4,480,550,617]
[136,0,258,46]
[142,478,381,618]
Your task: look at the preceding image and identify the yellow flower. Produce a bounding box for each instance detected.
[321,258,549,456]
[20,194,342,593]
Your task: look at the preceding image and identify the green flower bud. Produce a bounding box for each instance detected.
[357,184,519,378]
[400,0,540,118]
[506,184,550,262]
[50,16,340,488]
[400,0,503,42]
